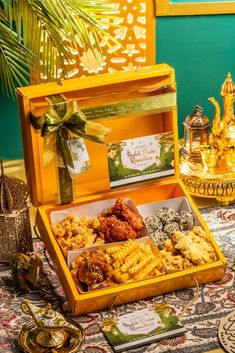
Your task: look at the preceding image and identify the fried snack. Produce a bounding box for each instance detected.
[73,249,114,289]
[51,223,65,238]
[112,269,130,284]
[191,226,211,242]
[187,232,214,256]
[98,198,145,242]
[164,239,176,254]
[111,198,144,231]
[98,215,137,242]
[160,250,192,270]
[120,252,143,273]
[160,226,216,271]
[108,240,163,284]
[141,244,153,255]
[129,254,155,275]
[172,231,212,265]
[134,258,162,280]
[71,239,164,291]
[111,239,140,261]
[51,215,104,255]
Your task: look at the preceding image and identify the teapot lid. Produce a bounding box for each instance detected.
[221,72,235,96]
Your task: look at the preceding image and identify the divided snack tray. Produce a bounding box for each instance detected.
[16,64,227,316]
[68,235,166,294]
[36,189,226,316]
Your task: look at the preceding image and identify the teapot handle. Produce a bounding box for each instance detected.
[21,300,32,317]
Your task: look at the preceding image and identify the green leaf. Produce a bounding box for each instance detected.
[0,22,31,98]
[1,0,122,98]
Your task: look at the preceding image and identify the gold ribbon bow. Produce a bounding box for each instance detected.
[31,95,110,169]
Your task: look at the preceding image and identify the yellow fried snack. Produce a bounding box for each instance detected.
[104,253,112,264]
[160,250,192,270]
[51,224,65,238]
[134,258,162,280]
[160,226,216,271]
[113,269,129,283]
[141,244,153,255]
[172,231,212,265]
[120,252,143,273]
[111,239,140,261]
[51,215,104,255]
[107,239,163,282]
[192,226,211,242]
[188,234,215,258]
[128,254,155,275]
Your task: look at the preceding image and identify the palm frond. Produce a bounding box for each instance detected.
[0,21,32,98]
[0,0,121,97]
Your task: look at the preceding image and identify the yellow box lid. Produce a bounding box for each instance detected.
[16,64,179,206]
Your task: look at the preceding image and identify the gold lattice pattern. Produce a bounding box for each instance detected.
[38,0,155,81]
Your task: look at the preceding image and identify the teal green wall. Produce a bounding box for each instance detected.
[1,95,23,159]
[156,15,235,137]
[1,14,235,159]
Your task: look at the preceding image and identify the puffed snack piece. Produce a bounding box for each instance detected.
[51,215,104,254]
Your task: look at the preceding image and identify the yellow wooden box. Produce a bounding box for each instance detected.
[16,64,226,316]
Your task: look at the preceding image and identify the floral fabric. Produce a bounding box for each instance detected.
[0,206,234,353]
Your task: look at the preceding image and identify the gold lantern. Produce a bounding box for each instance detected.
[0,161,33,262]
[182,105,210,163]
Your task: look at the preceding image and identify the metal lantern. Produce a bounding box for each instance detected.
[182,105,210,163]
[0,161,33,262]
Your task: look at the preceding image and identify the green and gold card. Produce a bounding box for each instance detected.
[107,132,174,188]
[99,303,186,352]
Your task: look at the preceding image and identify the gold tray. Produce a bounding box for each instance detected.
[18,319,84,353]
[180,156,235,205]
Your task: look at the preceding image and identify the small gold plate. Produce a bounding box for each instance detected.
[18,319,84,353]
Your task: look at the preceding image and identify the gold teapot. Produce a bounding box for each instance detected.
[18,300,84,352]
[208,72,235,151]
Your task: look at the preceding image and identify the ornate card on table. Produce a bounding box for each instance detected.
[99,303,186,352]
[107,132,174,188]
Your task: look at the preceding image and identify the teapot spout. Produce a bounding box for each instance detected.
[208,97,221,136]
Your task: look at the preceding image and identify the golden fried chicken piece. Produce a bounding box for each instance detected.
[98,215,137,242]
[171,231,212,265]
[110,198,144,231]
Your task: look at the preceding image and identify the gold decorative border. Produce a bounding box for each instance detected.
[156,0,235,16]
[180,173,235,205]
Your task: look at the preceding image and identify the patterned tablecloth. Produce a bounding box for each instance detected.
[1,205,235,353]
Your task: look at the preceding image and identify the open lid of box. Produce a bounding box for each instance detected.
[16,64,179,207]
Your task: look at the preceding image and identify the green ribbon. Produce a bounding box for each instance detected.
[30,94,110,170]
[82,92,177,120]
